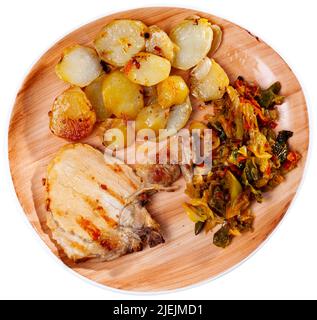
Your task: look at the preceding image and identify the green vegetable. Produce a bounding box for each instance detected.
[230,215,254,234]
[272,130,293,163]
[272,143,288,163]
[242,160,263,202]
[257,82,285,109]
[213,224,233,248]
[276,130,293,144]
[262,127,276,144]
[211,122,226,142]
[209,185,226,216]
[243,159,259,183]
[248,131,272,159]
[183,198,213,223]
[225,170,242,201]
[183,77,301,249]
[228,149,239,166]
[238,146,248,157]
[195,221,206,235]
[234,113,244,140]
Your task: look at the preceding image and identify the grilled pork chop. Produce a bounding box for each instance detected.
[45,144,167,262]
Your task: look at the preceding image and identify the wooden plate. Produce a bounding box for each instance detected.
[8,7,309,292]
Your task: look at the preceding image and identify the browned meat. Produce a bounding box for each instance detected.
[132,164,181,187]
[45,144,166,262]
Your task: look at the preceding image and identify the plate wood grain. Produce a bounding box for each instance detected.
[8,7,309,292]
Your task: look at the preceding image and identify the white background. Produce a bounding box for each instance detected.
[1,0,316,300]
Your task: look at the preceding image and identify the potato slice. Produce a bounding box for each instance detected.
[94,19,147,67]
[103,118,128,150]
[102,70,144,120]
[49,87,96,141]
[84,74,111,121]
[55,45,102,87]
[170,16,213,70]
[190,57,229,101]
[124,52,171,86]
[135,104,169,135]
[159,97,192,140]
[145,25,176,62]
[157,75,189,109]
[210,24,223,56]
[166,97,192,132]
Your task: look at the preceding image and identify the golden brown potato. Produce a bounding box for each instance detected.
[135,104,169,135]
[157,75,189,109]
[84,74,112,121]
[165,97,192,132]
[145,25,176,62]
[169,16,213,70]
[49,87,96,141]
[159,97,192,140]
[55,45,102,87]
[210,24,223,56]
[102,70,144,120]
[94,19,147,67]
[190,57,229,101]
[124,52,171,86]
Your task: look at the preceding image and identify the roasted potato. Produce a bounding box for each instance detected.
[160,97,192,140]
[157,75,189,109]
[145,25,176,62]
[169,16,213,70]
[84,74,111,121]
[190,57,229,101]
[49,87,96,141]
[103,118,128,150]
[94,19,147,67]
[135,104,169,135]
[55,45,102,87]
[166,97,192,132]
[102,70,144,120]
[124,52,171,86]
[210,24,223,56]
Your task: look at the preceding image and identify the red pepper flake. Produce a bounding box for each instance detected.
[237,156,246,163]
[269,121,278,129]
[283,151,301,171]
[154,45,162,53]
[100,184,108,191]
[129,57,141,69]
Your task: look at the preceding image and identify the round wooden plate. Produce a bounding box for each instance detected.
[8,7,309,292]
